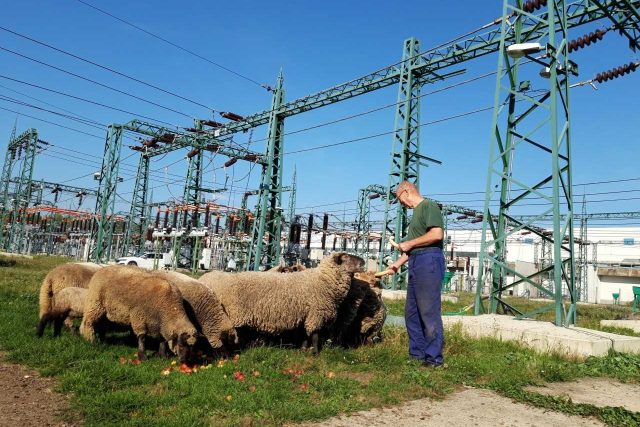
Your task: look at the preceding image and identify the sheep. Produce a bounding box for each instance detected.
[342,271,387,347]
[199,252,365,354]
[37,262,102,337]
[37,287,87,337]
[80,265,198,362]
[268,264,307,273]
[151,270,238,354]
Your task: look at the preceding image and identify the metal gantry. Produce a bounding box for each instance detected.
[82,0,638,271]
[122,153,150,256]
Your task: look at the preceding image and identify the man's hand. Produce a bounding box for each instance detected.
[389,237,412,254]
[375,265,399,278]
[397,241,412,253]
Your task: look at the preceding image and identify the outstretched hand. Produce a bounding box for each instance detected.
[374,269,394,278]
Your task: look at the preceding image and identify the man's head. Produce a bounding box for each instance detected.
[394,181,423,208]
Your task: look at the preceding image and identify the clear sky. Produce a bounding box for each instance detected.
[1,0,638,230]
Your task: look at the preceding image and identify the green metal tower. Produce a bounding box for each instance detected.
[122,152,150,256]
[3,128,39,253]
[248,71,285,270]
[475,0,577,326]
[380,38,423,290]
[90,125,123,263]
[355,184,386,258]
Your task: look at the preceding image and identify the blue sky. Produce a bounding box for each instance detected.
[0,0,638,228]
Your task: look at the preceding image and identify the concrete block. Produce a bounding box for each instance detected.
[572,327,640,354]
[442,314,640,357]
[600,319,640,334]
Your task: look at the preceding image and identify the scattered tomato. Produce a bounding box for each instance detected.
[327,371,335,379]
[118,357,126,365]
[299,383,309,392]
[252,370,260,377]
[233,371,246,381]
[225,395,232,401]
[248,385,257,393]
[131,359,141,366]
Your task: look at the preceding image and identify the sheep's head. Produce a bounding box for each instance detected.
[330,252,365,274]
[170,331,198,363]
[354,271,382,289]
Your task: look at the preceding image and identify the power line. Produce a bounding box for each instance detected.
[285,105,494,155]
[0,45,193,121]
[0,105,104,139]
[0,26,216,112]
[73,0,270,92]
[0,74,178,126]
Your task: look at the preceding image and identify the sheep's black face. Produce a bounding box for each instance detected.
[332,253,365,274]
[176,332,195,363]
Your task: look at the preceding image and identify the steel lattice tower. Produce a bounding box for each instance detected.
[475,0,577,326]
[380,38,423,290]
[248,71,285,270]
[122,153,150,256]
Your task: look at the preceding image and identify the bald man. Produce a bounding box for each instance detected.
[382,180,445,367]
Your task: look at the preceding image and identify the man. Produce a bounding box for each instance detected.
[380,180,446,367]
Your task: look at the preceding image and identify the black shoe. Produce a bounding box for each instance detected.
[421,361,444,368]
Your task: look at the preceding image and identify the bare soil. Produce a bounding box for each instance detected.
[526,378,640,413]
[295,387,604,427]
[0,354,76,427]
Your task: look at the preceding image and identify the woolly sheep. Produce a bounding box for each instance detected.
[80,265,198,362]
[37,262,102,337]
[199,252,365,354]
[37,287,87,337]
[152,270,238,352]
[268,264,307,273]
[343,271,386,346]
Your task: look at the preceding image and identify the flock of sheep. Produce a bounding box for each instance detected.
[36,252,387,362]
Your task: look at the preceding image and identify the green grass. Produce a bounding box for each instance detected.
[0,256,639,426]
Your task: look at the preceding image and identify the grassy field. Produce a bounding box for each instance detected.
[0,256,639,426]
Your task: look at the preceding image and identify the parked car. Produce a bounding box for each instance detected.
[117,252,165,269]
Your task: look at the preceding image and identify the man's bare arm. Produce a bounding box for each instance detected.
[398,227,444,253]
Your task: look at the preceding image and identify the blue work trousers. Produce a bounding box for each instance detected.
[405,249,445,365]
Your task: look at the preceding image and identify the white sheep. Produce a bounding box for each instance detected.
[199,252,365,354]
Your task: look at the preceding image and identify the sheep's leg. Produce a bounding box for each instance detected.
[36,315,49,337]
[136,334,148,361]
[53,318,63,337]
[63,317,78,335]
[158,341,169,358]
[311,332,320,356]
[79,302,105,343]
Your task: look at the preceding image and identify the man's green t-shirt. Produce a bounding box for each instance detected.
[403,199,444,249]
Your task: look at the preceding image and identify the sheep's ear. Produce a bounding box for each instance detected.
[332,253,344,265]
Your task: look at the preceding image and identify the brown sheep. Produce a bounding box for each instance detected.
[37,262,102,337]
[80,265,198,362]
[343,271,386,346]
[152,270,238,353]
[37,287,87,337]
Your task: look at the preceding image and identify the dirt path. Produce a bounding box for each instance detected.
[0,354,76,427]
[526,378,640,412]
[296,387,603,427]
